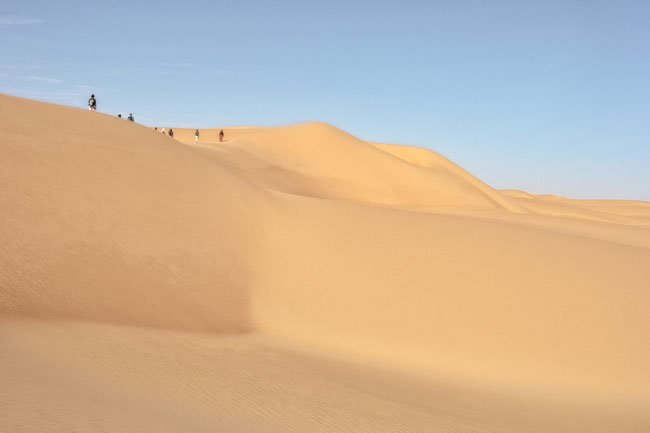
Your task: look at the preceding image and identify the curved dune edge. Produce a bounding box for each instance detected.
[2,93,650,432]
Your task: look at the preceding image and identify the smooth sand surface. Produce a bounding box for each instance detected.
[2,93,650,432]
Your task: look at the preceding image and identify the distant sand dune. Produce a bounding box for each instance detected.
[2,93,650,432]
[189,122,528,211]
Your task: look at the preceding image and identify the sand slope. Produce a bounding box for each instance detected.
[253,192,650,396]
[0,94,271,331]
[170,123,526,211]
[2,93,650,432]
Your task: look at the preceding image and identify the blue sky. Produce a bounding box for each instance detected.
[1,0,648,200]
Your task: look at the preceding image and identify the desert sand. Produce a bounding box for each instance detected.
[1,93,649,432]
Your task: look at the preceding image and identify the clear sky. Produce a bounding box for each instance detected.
[1,0,649,200]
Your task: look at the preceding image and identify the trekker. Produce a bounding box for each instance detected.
[128,113,134,122]
[168,128,174,138]
[88,94,97,111]
[195,129,199,144]
[161,127,166,135]
[219,129,224,142]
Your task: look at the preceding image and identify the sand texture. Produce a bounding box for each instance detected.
[2,93,650,432]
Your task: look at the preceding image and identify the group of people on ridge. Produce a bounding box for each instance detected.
[88,94,224,143]
[157,128,224,143]
[191,129,224,143]
[88,94,133,121]
[118,113,135,122]
[158,127,174,138]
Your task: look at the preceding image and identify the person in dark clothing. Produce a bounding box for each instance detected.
[195,129,199,144]
[219,129,224,142]
[88,94,97,111]
[168,128,174,138]
[127,113,134,122]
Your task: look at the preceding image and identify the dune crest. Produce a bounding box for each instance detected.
[173,122,526,211]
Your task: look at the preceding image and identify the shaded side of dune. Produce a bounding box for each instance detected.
[0,94,272,332]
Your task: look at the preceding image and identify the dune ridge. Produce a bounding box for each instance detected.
[2,93,650,432]
[176,122,527,212]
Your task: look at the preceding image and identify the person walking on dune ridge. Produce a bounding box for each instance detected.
[195,129,199,144]
[88,94,97,111]
[219,129,224,142]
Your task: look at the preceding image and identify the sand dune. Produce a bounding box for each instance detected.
[252,192,650,397]
[2,93,650,432]
[172,122,527,211]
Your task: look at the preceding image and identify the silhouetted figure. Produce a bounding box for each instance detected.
[168,128,174,138]
[128,113,134,122]
[118,114,122,118]
[219,129,224,142]
[88,94,97,111]
[195,129,199,144]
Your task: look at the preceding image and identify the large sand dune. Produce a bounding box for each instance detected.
[2,93,650,432]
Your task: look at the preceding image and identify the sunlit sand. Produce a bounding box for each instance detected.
[2,93,649,432]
